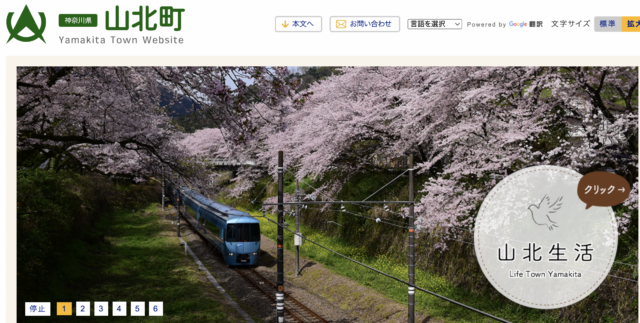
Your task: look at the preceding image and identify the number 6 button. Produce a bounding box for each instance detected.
[149,302,163,316]
[112,301,126,316]
[76,302,90,316]
[131,302,145,316]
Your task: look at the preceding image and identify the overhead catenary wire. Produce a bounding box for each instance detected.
[280,210,640,284]
[296,206,477,241]
[269,199,639,284]
[260,215,512,323]
[614,261,638,268]
[250,177,275,204]
[301,205,409,227]
[317,206,409,229]
[281,171,640,281]
[285,206,639,284]
[289,170,410,218]
[262,216,637,322]
[362,169,409,202]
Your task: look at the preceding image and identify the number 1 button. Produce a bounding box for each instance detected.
[56,302,72,316]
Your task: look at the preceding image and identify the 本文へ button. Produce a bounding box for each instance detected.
[330,17,400,32]
[25,302,50,316]
[275,17,321,32]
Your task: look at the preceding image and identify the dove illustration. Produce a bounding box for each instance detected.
[528,194,563,231]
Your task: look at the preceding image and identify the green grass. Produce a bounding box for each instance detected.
[22,203,236,322]
[243,208,562,323]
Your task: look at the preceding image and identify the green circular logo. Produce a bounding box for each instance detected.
[6,5,46,43]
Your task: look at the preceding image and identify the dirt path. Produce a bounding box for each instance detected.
[160,204,443,323]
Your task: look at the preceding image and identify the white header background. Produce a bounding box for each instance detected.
[2,0,639,321]
[1,0,639,57]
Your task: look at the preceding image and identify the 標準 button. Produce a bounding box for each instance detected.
[275,17,321,32]
[594,16,622,32]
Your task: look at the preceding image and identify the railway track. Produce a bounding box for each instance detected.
[173,208,329,323]
[234,267,329,323]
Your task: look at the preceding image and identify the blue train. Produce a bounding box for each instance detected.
[165,181,260,266]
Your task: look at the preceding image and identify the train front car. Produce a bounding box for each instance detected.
[171,184,261,266]
[224,215,261,266]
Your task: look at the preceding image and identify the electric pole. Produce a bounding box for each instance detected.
[177,190,181,238]
[295,179,301,276]
[162,173,165,211]
[408,155,415,323]
[276,151,285,323]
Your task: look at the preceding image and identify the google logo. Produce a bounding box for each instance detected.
[509,21,528,28]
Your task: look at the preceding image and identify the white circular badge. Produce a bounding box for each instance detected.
[474,166,617,309]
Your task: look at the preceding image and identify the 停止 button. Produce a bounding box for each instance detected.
[25,302,51,316]
[275,17,321,32]
[330,17,400,32]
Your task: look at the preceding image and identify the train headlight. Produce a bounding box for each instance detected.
[252,252,258,256]
[228,253,233,256]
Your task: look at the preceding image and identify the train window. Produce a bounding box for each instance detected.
[250,223,260,241]
[185,203,197,218]
[226,223,260,242]
[226,224,236,242]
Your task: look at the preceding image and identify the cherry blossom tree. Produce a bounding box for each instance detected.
[153,67,301,144]
[180,128,230,159]
[245,66,637,241]
[17,67,191,181]
[17,66,300,191]
[20,66,635,238]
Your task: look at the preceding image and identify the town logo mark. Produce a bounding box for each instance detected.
[7,5,46,43]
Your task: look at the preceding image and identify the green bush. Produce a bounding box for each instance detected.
[17,169,161,304]
[17,169,84,294]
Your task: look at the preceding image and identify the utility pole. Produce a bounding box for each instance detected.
[177,190,181,238]
[162,173,165,211]
[408,155,415,323]
[295,180,301,276]
[276,151,285,323]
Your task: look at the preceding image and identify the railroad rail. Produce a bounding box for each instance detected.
[238,267,329,323]
[234,267,329,323]
[173,207,328,323]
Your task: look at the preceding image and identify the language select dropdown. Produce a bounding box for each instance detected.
[407,19,463,30]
